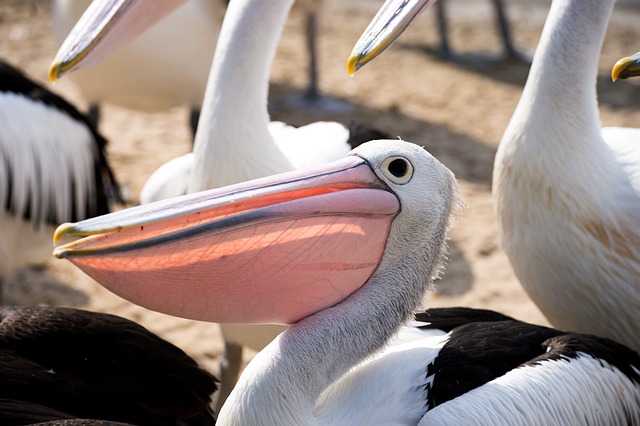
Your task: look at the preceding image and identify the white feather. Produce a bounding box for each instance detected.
[421,355,640,425]
[0,92,97,226]
[0,90,99,277]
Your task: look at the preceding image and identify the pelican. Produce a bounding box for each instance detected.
[53,140,640,424]
[50,0,386,405]
[0,59,121,299]
[51,0,224,134]
[348,0,640,353]
[612,50,640,81]
[0,305,216,424]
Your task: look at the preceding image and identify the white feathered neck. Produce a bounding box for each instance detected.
[493,0,640,350]
[188,0,294,192]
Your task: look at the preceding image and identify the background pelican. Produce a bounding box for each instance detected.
[348,0,640,353]
[53,140,640,424]
[0,59,121,300]
[51,0,224,135]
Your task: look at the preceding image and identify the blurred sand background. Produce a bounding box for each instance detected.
[1,0,639,375]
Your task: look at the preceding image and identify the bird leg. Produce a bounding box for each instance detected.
[435,0,453,60]
[189,106,201,144]
[492,0,530,63]
[215,341,244,413]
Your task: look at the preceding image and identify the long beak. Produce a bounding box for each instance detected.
[611,51,640,82]
[54,157,400,324]
[49,0,187,82]
[347,0,438,75]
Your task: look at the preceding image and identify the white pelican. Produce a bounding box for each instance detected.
[348,0,640,353]
[50,0,387,405]
[51,0,224,134]
[0,60,121,299]
[612,50,640,81]
[0,305,217,424]
[53,140,640,424]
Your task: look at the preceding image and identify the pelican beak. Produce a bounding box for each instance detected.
[611,51,640,82]
[347,0,438,75]
[49,0,187,82]
[54,156,400,325]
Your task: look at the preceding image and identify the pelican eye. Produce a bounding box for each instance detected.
[381,156,413,184]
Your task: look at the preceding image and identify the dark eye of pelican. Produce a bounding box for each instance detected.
[381,156,413,184]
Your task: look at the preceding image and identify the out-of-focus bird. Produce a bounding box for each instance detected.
[348,0,640,352]
[0,59,121,300]
[0,305,217,425]
[51,0,224,135]
[54,140,640,425]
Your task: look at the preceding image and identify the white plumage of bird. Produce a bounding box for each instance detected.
[53,139,640,425]
[348,0,640,353]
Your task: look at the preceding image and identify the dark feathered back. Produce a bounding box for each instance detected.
[0,306,217,425]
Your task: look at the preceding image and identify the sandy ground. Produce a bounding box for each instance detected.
[1,0,640,378]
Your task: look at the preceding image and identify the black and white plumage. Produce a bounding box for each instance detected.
[415,307,640,423]
[0,305,217,425]
[0,60,121,292]
[52,139,640,424]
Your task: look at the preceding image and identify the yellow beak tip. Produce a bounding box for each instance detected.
[610,55,638,83]
[53,222,76,245]
[48,63,61,83]
[346,54,360,76]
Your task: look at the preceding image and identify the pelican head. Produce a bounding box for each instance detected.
[54,139,457,325]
